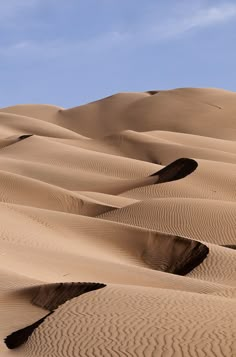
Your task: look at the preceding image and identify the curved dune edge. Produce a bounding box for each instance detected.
[4,230,210,350]
[222,245,236,250]
[85,156,199,196]
[18,134,33,141]
[149,157,198,183]
[10,284,236,356]
[4,312,53,350]
[30,282,106,310]
[0,199,210,277]
[140,232,209,275]
[4,236,209,349]
[4,282,106,349]
[0,88,235,355]
[0,154,198,216]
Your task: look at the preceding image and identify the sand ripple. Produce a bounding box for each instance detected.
[0,88,235,356]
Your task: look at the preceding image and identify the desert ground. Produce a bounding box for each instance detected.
[0,87,235,356]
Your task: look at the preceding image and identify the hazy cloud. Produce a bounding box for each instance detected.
[1,2,236,59]
[127,2,236,43]
[0,0,39,19]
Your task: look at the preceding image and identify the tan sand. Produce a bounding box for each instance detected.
[0,87,235,356]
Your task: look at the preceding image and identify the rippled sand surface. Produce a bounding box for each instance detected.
[0,88,235,356]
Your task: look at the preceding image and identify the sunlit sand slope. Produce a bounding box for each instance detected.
[0,88,235,356]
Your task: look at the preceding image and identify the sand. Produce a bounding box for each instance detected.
[0,87,235,356]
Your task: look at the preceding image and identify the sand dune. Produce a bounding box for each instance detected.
[0,88,235,356]
[5,282,106,349]
[21,285,236,357]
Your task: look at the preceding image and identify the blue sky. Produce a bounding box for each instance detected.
[0,0,236,107]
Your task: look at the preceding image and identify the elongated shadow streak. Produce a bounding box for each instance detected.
[150,158,198,183]
[221,245,236,250]
[4,312,53,350]
[104,158,198,195]
[146,90,159,95]
[4,158,199,348]
[18,134,33,141]
[5,282,106,349]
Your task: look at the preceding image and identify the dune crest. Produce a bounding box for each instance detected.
[4,282,106,349]
[0,88,235,356]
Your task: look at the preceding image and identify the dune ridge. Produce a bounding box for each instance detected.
[0,88,235,356]
[5,282,106,349]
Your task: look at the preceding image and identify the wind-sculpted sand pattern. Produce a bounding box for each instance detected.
[5,282,106,349]
[0,88,235,356]
[21,286,236,357]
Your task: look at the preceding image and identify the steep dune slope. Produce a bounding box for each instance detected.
[0,88,235,356]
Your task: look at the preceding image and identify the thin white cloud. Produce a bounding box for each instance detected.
[1,2,236,59]
[191,3,236,26]
[137,3,236,43]
[171,3,236,35]
[85,2,236,46]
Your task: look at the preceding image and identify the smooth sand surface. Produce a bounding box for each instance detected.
[0,88,235,356]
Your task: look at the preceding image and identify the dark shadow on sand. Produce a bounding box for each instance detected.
[5,282,106,349]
